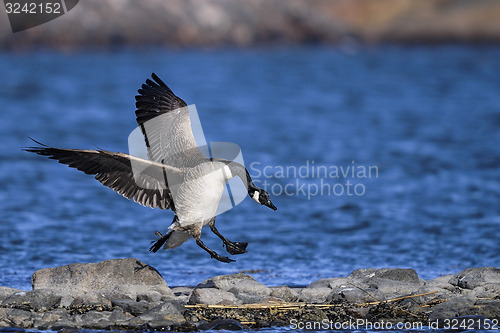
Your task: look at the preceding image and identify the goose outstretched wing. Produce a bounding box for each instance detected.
[135,73,205,168]
[24,142,183,210]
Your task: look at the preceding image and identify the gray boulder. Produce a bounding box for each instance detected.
[473,300,500,320]
[111,299,160,316]
[188,288,241,305]
[0,308,40,328]
[309,277,350,289]
[449,267,500,290]
[309,278,338,289]
[426,298,500,322]
[79,310,114,329]
[123,316,147,327]
[2,289,61,311]
[424,275,457,292]
[473,284,500,298]
[375,279,422,297]
[347,268,422,298]
[197,273,270,294]
[31,258,172,301]
[77,309,135,329]
[108,307,134,325]
[35,308,73,330]
[411,285,453,306]
[68,292,112,309]
[298,287,332,303]
[170,286,193,303]
[328,277,352,290]
[428,296,476,321]
[0,287,22,303]
[234,291,269,304]
[329,287,386,304]
[415,275,457,304]
[270,286,299,302]
[349,268,420,284]
[139,301,187,328]
[301,269,423,304]
[196,273,271,304]
[136,290,163,302]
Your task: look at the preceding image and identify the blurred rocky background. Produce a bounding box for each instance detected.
[1,0,500,50]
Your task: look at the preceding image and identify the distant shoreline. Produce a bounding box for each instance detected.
[3,0,500,51]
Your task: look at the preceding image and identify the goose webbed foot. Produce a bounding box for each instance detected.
[196,239,235,263]
[213,253,236,263]
[208,219,248,255]
[223,241,248,255]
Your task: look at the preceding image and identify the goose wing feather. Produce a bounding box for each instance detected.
[24,143,183,210]
[135,73,188,126]
[135,73,205,167]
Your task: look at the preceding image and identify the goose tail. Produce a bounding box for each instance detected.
[149,230,191,252]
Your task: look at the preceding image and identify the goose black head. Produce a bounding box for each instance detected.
[249,188,277,211]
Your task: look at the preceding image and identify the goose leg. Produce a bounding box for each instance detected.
[208,218,248,255]
[188,221,234,262]
[195,238,235,263]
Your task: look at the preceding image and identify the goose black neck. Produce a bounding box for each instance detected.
[217,158,259,192]
[245,169,259,192]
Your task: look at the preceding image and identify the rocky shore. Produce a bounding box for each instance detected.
[0,258,499,331]
[3,0,500,50]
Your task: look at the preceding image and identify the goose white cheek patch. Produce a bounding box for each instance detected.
[252,191,260,203]
[223,165,233,179]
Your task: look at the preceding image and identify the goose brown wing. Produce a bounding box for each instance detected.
[24,143,182,210]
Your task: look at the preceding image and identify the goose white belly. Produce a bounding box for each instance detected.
[172,161,231,227]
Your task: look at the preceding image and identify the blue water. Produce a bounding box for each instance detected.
[0,46,499,293]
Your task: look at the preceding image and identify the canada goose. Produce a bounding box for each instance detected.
[25,73,277,263]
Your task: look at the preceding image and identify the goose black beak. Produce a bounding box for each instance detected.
[266,201,277,211]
